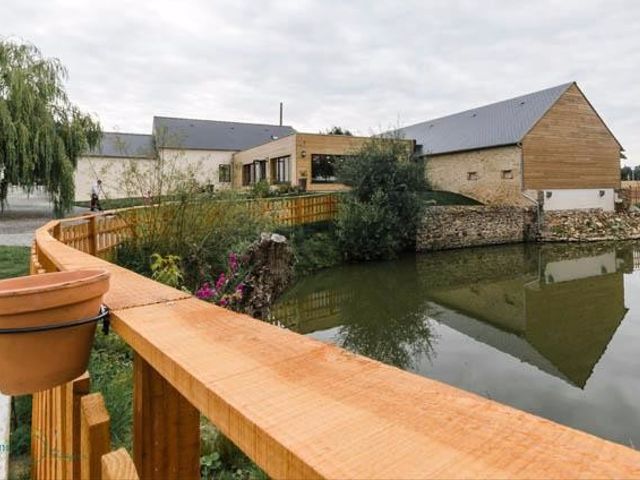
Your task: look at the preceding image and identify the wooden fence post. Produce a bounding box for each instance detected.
[80,393,110,480]
[102,448,139,480]
[88,216,98,256]
[53,222,62,241]
[133,354,200,480]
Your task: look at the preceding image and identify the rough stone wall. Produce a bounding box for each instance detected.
[417,205,538,251]
[541,210,640,242]
[425,146,528,206]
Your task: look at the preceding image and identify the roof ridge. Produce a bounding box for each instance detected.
[406,81,574,129]
[153,115,293,129]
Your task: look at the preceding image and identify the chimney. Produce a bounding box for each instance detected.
[279,102,283,126]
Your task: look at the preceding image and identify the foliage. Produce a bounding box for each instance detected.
[334,135,427,260]
[195,252,249,310]
[323,126,353,136]
[621,166,632,180]
[0,40,101,215]
[0,245,29,279]
[150,253,184,288]
[621,166,640,181]
[250,180,271,198]
[293,230,341,275]
[335,190,400,260]
[114,150,272,289]
[201,421,268,480]
[89,332,134,449]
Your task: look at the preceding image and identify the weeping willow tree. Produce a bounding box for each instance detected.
[0,40,101,215]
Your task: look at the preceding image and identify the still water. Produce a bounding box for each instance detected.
[271,242,640,448]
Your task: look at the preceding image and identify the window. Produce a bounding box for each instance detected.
[501,169,513,180]
[218,164,231,183]
[242,164,252,186]
[253,160,267,182]
[467,171,478,181]
[311,154,346,183]
[271,156,291,183]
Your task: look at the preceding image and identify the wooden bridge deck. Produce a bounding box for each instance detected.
[32,216,640,479]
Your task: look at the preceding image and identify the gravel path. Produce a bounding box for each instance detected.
[0,189,86,246]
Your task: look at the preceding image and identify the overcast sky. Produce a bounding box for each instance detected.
[2,0,639,164]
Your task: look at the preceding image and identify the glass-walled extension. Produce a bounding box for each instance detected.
[271,243,640,449]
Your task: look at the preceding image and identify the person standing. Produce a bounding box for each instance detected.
[90,179,103,211]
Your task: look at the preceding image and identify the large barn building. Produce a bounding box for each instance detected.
[395,82,624,211]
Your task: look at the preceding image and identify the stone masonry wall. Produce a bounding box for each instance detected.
[417,205,538,251]
[425,146,529,206]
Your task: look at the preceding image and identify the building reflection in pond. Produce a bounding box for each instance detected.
[272,243,631,388]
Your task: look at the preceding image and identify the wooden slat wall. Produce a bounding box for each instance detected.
[522,84,621,189]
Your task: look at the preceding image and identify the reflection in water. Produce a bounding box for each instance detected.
[420,244,629,388]
[271,242,640,447]
[272,260,435,369]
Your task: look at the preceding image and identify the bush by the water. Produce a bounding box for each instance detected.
[335,135,427,260]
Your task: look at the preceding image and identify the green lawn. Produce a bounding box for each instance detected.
[419,190,482,206]
[0,246,30,279]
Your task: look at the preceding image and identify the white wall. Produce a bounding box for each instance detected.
[538,189,615,212]
[75,149,235,201]
[75,156,155,201]
[159,148,234,189]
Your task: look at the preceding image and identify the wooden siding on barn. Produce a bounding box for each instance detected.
[522,84,621,190]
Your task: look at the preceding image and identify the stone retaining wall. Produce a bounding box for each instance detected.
[541,210,640,242]
[417,205,538,251]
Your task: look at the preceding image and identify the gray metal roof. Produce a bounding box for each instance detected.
[87,132,154,158]
[395,82,574,156]
[153,116,296,151]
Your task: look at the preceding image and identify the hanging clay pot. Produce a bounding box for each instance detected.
[0,269,110,395]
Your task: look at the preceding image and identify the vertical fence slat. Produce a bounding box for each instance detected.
[102,448,139,480]
[67,373,90,480]
[80,393,110,480]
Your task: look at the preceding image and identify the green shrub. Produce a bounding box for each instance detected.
[115,192,272,290]
[334,135,426,260]
[150,253,184,288]
[250,180,271,198]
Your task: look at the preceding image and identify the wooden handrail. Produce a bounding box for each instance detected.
[30,208,640,479]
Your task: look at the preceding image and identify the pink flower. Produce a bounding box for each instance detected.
[196,282,214,300]
[229,252,239,272]
[215,273,226,291]
[218,296,229,307]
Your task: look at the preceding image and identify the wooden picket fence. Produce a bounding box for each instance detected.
[55,194,339,257]
[31,373,138,480]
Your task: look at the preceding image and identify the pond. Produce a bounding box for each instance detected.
[271,242,640,449]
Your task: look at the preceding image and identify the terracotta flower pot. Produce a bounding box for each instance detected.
[0,269,110,395]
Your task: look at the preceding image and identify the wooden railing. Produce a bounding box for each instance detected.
[26,207,640,479]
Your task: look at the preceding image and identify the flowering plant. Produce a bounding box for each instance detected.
[195,252,249,310]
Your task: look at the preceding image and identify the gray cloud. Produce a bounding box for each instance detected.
[2,0,638,163]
